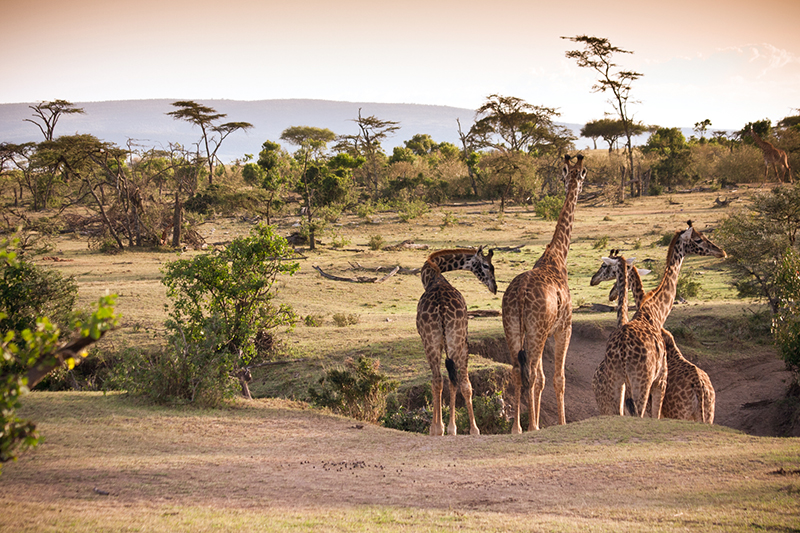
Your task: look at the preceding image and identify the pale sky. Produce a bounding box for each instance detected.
[3,0,799,130]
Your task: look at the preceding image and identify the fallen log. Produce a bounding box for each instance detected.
[312,264,400,283]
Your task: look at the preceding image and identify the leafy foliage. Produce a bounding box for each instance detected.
[0,236,118,473]
[534,194,564,221]
[716,184,800,312]
[308,356,398,423]
[123,224,299,406]
[771,248,800,375]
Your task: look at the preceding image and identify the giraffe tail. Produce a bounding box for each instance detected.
[518,350,530,390]
[625,398,638,416]
[445,357,457,386]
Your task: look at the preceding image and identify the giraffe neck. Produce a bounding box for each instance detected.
[750,130,774,152]
[638,236,685,326]
[542,174,581,266]
[420,249,474,290]
[616,258,629,326]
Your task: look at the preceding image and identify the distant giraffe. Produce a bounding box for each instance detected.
[502,154,587,433]
[590,254,715,423]
[747,129,793,184]
[592,223,726,417]
[417,247,497,436]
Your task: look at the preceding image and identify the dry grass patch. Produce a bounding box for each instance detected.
[1,392,798,532]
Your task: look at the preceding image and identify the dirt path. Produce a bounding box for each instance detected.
[525,325,797,436]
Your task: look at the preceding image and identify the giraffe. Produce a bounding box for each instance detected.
[502,154,587,433]
[416,247,497,436]
[592,222,726,418]
[590,254,716,423]
[747,129,793,184]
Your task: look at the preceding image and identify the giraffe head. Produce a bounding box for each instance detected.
[469,246,497,294]
[673,220,727,259]
[561,154,588,194]
[590,250,638,286]
[589,251,651,301]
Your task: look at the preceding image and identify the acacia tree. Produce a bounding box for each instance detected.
[468,94,572,211]
[24,100,85,142]
[563,35,642,201]
[352,109,399,194]
[166,101,253,188]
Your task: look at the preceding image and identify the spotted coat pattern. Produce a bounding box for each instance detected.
[416,247,496,436]
[592,224,726,418]
[501,154,587,433]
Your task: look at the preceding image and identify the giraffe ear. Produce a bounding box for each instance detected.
[626,257,636,265]
[637,268,651,276]
[602,257,614,265]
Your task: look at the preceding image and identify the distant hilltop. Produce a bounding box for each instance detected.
[0,98,686,162]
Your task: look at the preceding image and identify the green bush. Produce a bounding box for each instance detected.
[368,235,385,250]
[593,235,610,250]
[534,195,564,221]
[397,199,429,222]
[308,356,398,423]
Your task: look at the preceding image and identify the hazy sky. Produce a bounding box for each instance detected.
[3,0,799,130]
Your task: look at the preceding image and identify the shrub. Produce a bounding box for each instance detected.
[304,314,325,327]
[332,313,360,327]
[368,235,385,251]
[534,195,563,221]
[397,199,429,222]
[441,211,458,228]
[593,235,610,250]
[308,356,398,423]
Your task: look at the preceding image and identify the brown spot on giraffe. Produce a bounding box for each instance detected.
[502,154,587,433]
[590,254,716,423]
[592,222,726,418]
[416,247,497,436]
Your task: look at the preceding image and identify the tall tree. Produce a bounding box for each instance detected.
[468,94,572,211]
[166,101,253,187]
[563,35,643,201]
[694,119,712,140]
[280,126,337,250]
[352,109,400,193]
[24,100,85,141]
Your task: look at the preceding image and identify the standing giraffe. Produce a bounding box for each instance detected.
[502,154,587,433]
[417,247,497,436]
[747,129,793,184]
[593,222,726,418]
[590,255,716,423]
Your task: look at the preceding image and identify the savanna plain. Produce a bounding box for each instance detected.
[1,186,799,532]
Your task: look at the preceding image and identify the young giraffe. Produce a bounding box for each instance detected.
[502,154,587,433]
[747,129,793,184]
[416,247,497,436]
[590,255,716,423]
[593,222,726,418]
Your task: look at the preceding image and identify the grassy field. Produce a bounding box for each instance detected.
[2,185,798,531]
[1,392,798,532]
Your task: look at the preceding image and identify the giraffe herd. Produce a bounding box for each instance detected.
[416,154,727,435]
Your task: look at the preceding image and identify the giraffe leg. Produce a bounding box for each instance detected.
[526,336,547,431]
[422,337,445,436]
[454,354,480,435]
[553,324,572,425]
[503,321,525,434]
[430,374,444,436]
[650,365,667,419]
[446,372,458,436]
[631,379,653,419]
